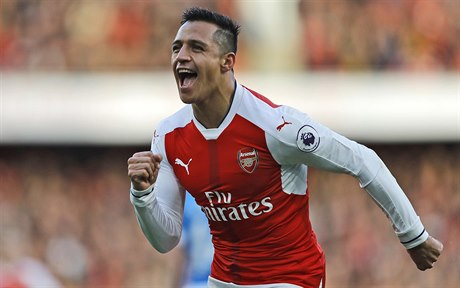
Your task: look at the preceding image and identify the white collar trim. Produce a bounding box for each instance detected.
[192,82,243,140]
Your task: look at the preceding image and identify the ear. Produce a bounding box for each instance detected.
[220,52,236,73]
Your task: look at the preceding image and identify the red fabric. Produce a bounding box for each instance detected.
[165,113,325,286]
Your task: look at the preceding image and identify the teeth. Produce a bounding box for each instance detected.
[177,68,195,74]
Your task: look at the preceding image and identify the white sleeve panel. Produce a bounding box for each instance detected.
[364,166,429,249]
[266,106,382,186]
[266,105,427,248]
[129,134,185,253]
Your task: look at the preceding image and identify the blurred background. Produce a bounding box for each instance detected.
[1,0,459,287]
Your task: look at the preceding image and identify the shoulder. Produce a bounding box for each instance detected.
[151,105,192,152]
[237,85,282,133]
[155,105,193,137]
[238,85,328,163]
[238,85,312,141]
[241,85,280,109]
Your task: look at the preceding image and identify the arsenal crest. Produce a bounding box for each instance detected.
[237,147,259,174]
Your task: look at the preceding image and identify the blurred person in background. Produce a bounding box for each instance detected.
[179,193,214,288]
[127,7,443,288]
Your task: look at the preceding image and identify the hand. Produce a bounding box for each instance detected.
[407,236,443,271]
[127,151,162,191]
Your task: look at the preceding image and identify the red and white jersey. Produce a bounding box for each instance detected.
[131,83,428,287]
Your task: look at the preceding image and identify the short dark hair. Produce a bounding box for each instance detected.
[181,7,240,54]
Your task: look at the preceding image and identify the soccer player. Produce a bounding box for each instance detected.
[127,7,443,288]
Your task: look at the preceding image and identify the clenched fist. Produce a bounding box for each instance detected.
[407,236,443,271]
[127,151,162,191]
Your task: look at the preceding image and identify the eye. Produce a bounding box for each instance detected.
[192,45,204,52]
[172,45,181,53]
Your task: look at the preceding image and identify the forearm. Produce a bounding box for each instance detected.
[130,184,185,253]
[319,139,429,248]
[308,137,429,249]
[363,164,429,249]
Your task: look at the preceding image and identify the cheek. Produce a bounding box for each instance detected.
[202,63,221,82]
[199,71,218,92]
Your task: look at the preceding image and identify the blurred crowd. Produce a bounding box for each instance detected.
[1,0,459,287]
[0,144,458,287]
[298,0,460,70]
[0,0,236,71]
[1,0,459,71]
[0,147,187,288]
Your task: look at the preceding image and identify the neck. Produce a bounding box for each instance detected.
[193,77,236,129]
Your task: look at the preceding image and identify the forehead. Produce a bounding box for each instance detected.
[174,21,219,44]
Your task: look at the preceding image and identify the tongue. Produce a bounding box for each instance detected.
[182,75,196,88]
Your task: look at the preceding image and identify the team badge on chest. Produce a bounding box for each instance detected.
[237,147,259,174]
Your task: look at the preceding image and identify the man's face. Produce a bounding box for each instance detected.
[171,21,224,104]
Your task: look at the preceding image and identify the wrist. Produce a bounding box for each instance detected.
[401,228,429,249]
[130,183,154,198]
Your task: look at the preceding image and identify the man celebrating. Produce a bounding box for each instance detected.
[127,7,442,288]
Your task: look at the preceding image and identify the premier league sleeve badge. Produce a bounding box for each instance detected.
[296,125,320,153]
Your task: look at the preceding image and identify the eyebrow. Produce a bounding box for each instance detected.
[172,39,208,48]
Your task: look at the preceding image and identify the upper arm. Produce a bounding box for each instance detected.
[267,106,383,187]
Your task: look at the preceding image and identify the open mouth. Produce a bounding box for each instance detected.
[177,68,198,89]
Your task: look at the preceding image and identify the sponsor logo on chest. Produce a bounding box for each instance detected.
[201,191,273,222]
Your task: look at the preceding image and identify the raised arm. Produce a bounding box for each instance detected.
[128,137,186,253]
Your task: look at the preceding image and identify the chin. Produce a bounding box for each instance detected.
[179,92,195,104]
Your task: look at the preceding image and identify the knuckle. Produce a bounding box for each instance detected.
[133,151,149,157]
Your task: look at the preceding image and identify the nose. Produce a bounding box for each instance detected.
[175,46,191,63]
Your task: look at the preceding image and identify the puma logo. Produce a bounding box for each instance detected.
[276,116,292,131]
[175,158,192,175]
